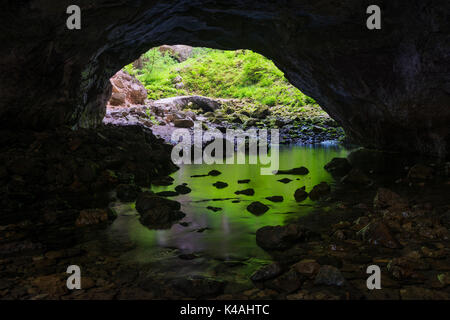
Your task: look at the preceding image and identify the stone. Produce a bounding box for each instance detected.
[247,201,269,215]
[292,259,320,276]
[340,168,371,185]
[75,209,109,227]
[265,269,302,293]
[110,92,126,106]
[173,119,194,128]
[116,184,141,202]
[256,224,305,250]
[407,164,434,180]
[265,196,283,202]
[277,178,292,184]
[208,170,221,176]
[238,179,250,184]
[213,181,228,189]
[235,188,255,196]
[206,206,222,212]
[277,166,309,175]
[155,191,179,197]
[373,188,408,210]
[324,157,352,176]
[250,263,282,281]
[309,182,331,200]
[175,184,191,194]
[357,221,401,249]
[294,187,308,202]
[314,265,345,286]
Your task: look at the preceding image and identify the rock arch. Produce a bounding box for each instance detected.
[1,1,449,156]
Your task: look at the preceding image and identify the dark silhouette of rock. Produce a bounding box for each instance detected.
[309,182,330,200]
[266,196,284,202]
[294,187,308,202]
[276,167,309,175]
[235,188,255,196]
[116,184,141,202]
[277,178,292,184]
[175,184,192,194]
[247,201,269,215]
[324,157,351,176]
[255,224,305,250]
[213,181,228,189]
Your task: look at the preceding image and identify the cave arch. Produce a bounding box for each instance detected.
[1,1,449,157]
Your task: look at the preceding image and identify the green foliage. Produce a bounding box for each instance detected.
[124,47,317,108]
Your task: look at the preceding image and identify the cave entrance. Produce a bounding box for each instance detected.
[102,45,344,146]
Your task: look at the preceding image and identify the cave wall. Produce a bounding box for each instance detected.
[1,0,449,156]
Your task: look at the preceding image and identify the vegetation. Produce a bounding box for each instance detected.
[124,47,316,108]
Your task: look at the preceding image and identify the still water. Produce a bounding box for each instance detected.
[105,143,349,276]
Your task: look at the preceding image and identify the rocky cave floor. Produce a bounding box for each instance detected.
[0,120,449,300]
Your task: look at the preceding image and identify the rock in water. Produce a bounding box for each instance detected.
[136,192,185,229]
[173,119,194,128]
[156,191,179,197]
[373,188,408,210]
[255,224,305,250]
[309,182,330,200]
[235,188,255,196]
[314,265,345,286]
[276,166,309,175]
[208,170,222,176]
[213,181,228,189]
[250,263,283,282]
[324,157,352,176]
[340,168,371,186]
[294,187,308,202]
[277,178,292,184]
[238,179,250,184]
[116,184,141,202]
[247,201,269,215]
[266,196,284,202]
[175,184,191,194]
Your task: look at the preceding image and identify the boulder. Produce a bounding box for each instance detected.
[256,224,305,250]
[173,119,194,128]
[324,157,352,176]
[294,187,308,202]
[250,263,283,282]
[309,182,330,200]
[247,201,269,215]
[116,184,141,202]
[314,265,345,286]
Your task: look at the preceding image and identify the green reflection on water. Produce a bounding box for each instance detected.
[109,143,349,263]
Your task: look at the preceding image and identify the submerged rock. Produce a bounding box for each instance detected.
[235,188,255,196]
[256,224,305,250]
[175,184,191,194]
[324,157,351,176]
[266,196,284,202]
[250,263,283,282]
[116,184,141,202]
[276,166,309,175]
[238,179,250,184]
[294,187,308,202]
[136,192,184,229]
[206,206,222,212]
[340,168,371,186]
[213,181,228,189]
[247,201,269,215]
[309,182,330,200]
[373,188,408,210]
[208,170,222,176]
[277,178,292,184]
[155,191,179,197]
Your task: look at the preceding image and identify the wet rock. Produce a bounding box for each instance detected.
[238,179,250,184]
[407,164,434,180]
[265,269,302,293]
[116,184,141,202]
[292,259,320,277]
[75,209,109,227]
[178,253,199,260]
[277,178,292,184]
[256,224,305,250]
[357,221,401,249]
[208,170,222,176]
[235,188,255,196]
[324,157,351,176]
[373,188,408,210]
[340,168,371,186]
[151,176,174,186]
[250,263,282,281]
[136,192,184,228]
[314,265,345,286]
[294,187,308,202]
[266,196,283,202]
[277,166,309,175]
[173,119,194,128]
[309,182,330,200]
[213,181,228,189]
[206,206,222,212]
[174,184,191,194]
[247,201,269,215]
[155,190,179,197]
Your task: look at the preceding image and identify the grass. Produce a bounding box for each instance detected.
[124,47,317,108]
